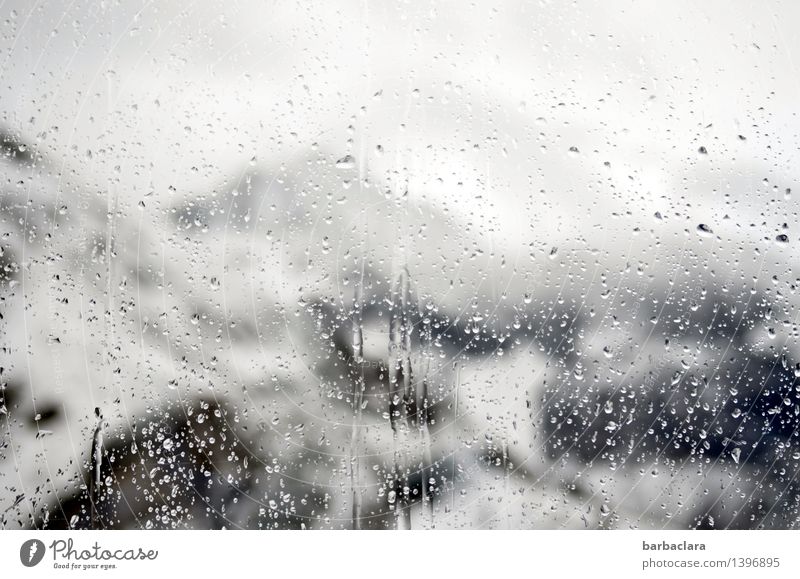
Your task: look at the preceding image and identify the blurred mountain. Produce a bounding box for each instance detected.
[2,0,800,530]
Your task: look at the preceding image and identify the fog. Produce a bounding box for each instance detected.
[1,1,800,529]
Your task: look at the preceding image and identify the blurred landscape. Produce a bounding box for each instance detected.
[2,1,800,530]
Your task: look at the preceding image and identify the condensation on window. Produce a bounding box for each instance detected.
[1,1,799,530]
